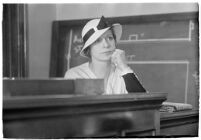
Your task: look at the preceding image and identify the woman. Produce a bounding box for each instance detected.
[65,16,146,94]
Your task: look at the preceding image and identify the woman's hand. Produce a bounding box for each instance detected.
[111,49,129,72]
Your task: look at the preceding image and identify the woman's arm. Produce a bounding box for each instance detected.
[122,73,146,93]
[111,49,147,93]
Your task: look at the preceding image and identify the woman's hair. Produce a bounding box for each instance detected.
[83,46,91,58]
[110,27,117,42]
[83,28,117,58]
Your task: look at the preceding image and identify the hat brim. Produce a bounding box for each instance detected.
[80,24,122,58]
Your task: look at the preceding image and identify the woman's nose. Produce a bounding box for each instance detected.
[102,38,110,48]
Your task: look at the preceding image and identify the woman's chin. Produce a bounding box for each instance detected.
[93,54,112,62]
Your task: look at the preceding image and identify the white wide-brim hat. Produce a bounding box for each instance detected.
[80,16,122,58]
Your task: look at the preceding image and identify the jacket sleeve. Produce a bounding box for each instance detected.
[122,73,146,93]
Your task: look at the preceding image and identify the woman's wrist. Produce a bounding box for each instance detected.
[119,66,133,76]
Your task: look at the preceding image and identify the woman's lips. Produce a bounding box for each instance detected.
[103,51,113,56]
[102,50,114,54]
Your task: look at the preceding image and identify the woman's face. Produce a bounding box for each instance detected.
[90,30,116,62]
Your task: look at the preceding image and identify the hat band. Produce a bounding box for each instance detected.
[83,28,95,43]
[82,16,110,44]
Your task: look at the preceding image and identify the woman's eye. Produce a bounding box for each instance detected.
[108,36,114,40]
[95,38,102,43]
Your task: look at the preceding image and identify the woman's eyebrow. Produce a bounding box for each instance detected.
[105,33,113,36]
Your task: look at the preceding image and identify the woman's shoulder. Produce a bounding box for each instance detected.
[70,62,89,70]
[64,62,91,79]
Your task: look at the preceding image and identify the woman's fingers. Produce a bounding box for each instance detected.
[111,49,128,71]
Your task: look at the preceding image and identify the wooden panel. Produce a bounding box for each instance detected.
[3,110,156,138]
[160,110,199,136]
[160,123,198,136]
[3,79,105,97]
[3,93,167,138]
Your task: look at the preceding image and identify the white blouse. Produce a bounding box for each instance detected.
[64,62,133,95]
